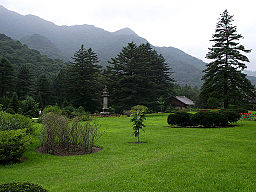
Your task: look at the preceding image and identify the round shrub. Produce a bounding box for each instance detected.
[0,182,48,192]
[42,105,62,115]
[0,112,33,133]
[0,129,30,164]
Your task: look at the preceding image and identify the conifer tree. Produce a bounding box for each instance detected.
[36,75,54,108]
[0,57,14,98]
[108,42,174,112]
[16,65,33,100]
[200,10,255,108]
[66,45,102,112]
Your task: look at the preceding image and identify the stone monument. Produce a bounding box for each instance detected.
[100,86,110,116]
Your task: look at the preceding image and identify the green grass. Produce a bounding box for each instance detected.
[1,114,256,191]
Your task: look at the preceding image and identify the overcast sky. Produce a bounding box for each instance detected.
[1,0,256,70]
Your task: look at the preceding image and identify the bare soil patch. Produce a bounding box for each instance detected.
[36,146,102,156]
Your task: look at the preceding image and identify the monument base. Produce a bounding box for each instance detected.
[100,112,110,117]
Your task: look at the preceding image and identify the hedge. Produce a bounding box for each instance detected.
[167,110,240,127]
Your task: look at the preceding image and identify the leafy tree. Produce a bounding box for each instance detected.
[0,57,14,98]
[65,45,102,112]
[131,109,146,143]
[200,10,255,108]
[107,42,174,113]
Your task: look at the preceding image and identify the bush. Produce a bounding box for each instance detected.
[167,110,239,128]
[167,112,192,127]
[0,182,48,192]
[130,105,149,113]
[20,96,40,118]
[0,129,30,164]
[0,112,33,133]
[41,113,100,154]
[42,105,62,115]
[218,109,241,123]
[62,105,75,118]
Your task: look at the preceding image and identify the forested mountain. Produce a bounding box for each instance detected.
[20,34,66,60]
[0,33,65,77]
[0,5,205,86]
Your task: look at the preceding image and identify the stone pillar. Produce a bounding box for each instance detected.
[100,86,110,116]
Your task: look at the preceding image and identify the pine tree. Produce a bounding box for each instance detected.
[36,75,54,108]
[0,57,14,98]
[200,10,255,108]
[66,45,102,112]
[16,65,33,100]
[108,42,174,112]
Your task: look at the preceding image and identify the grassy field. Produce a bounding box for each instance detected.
[0,114,256,191]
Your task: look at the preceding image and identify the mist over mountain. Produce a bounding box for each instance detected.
[0,5,206,86]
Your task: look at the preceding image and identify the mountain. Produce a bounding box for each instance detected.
[247,76,256,86]
[0,33,65,77]
[244,70,256,77]
[0,5,205,86]
[20,34,66,60]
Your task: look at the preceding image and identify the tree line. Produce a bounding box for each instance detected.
[0,42,176,113]
[0,10,255,115]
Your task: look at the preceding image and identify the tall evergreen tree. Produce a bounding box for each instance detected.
[107,42,174,112]
[66,45,102,112]
[0,57,14,98]
[36,75,54,108]
[16,65,33,100]
[200,10,255,108]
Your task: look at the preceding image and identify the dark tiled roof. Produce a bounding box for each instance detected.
[175,96,195,105]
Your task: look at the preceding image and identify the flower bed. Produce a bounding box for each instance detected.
[240,112,256,121]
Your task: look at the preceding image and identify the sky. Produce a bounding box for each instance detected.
[0,0,256,70]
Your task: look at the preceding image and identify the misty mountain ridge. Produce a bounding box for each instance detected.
[0,5,216,86]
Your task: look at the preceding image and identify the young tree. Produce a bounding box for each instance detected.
[131,109,146,143]
[200,10,255,108]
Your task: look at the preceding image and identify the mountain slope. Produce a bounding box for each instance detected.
[20,34,65,60]
[0,33,65,77]
[0,5,205,86]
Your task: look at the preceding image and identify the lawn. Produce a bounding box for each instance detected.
[0,114,256,191]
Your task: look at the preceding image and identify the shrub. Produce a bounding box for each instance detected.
[0,182,48,192]
[218,109,241,123]
[20,96,40,118]
[167,111,238,128]
[62,105,75,118]
[41,113,100,154]
[42,105,62,115]
[130,105,149,113]
[0,129,30,164]
[0,112,33,133]
[167,112,192,127]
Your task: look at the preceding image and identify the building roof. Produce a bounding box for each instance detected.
[175,96,195,105]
